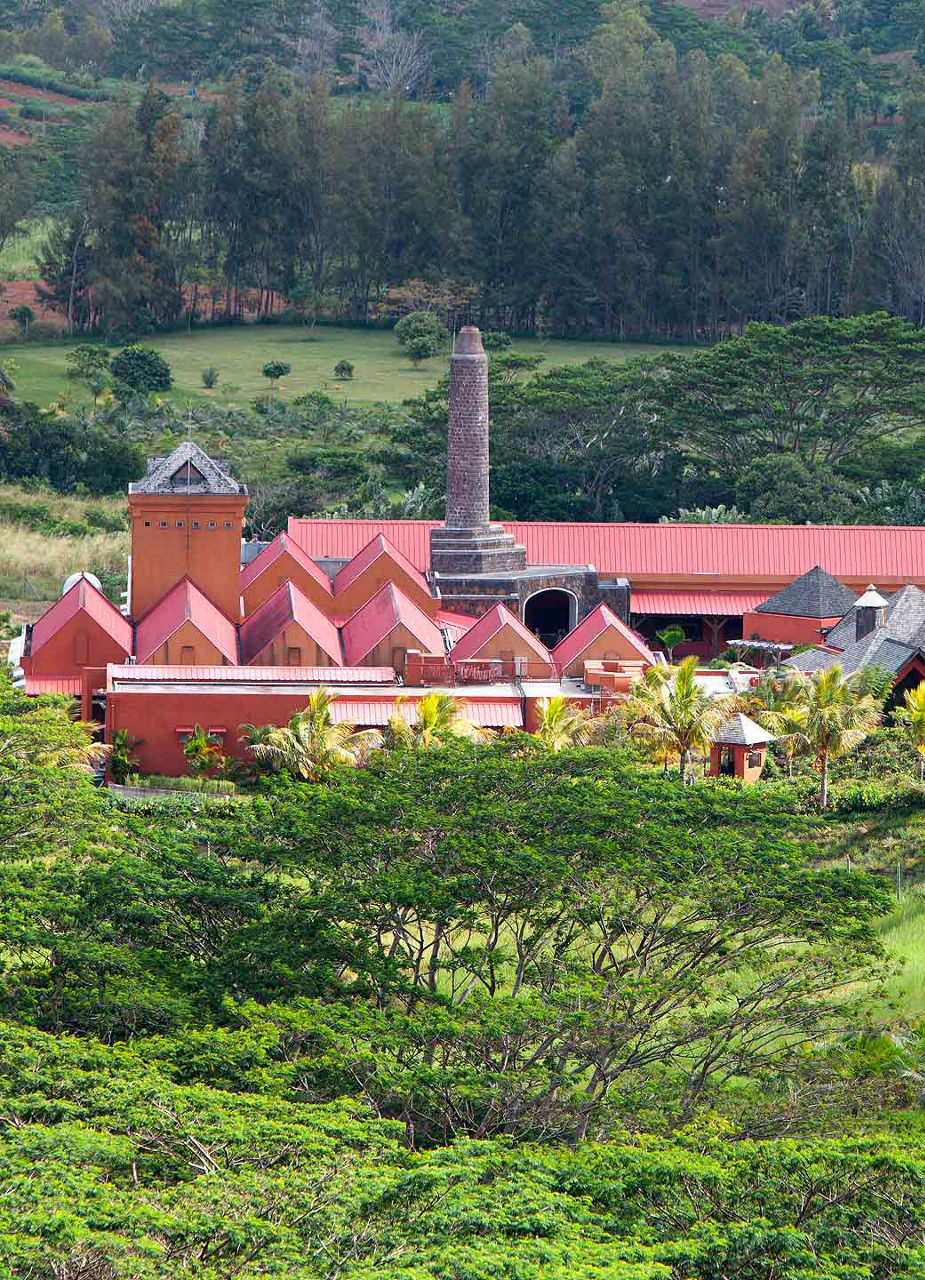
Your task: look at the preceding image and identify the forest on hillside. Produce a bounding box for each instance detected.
[5,0,925,335]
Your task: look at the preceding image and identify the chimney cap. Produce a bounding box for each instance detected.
[855,584,888,609]
[454,326,485,356]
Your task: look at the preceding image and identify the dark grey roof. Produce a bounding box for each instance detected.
[714,713,774,746]
[787,583,925,676]
[755,565,857,618]
[823,583,925,652]
[128,442,246,496]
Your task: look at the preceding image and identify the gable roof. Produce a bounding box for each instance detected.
[333,532,432,599]
[239,581,342,665]
[129,442,246,496]
[714,713,774,746]
[551,603,654,669]
[450,602,553,664]
[754,565,858,618]
[340,583,445,665]
[289,518,925,586]
[240,531,332,595]
[135,577,238,663]
[30,574,133,655]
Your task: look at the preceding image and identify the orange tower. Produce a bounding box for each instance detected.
[127,443,248,622]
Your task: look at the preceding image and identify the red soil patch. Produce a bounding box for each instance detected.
[0,282,64,334]
[0,127,29,146]
[0,79,85,107]
[0,97,18,110]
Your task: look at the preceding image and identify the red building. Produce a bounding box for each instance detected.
[9,325,925,773]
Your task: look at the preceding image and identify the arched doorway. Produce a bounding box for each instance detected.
[523,589,577,648]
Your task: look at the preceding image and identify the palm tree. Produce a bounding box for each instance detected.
[534,695,594,752]
[108,729,143,784]
[183,725,224,778]
[248,688,383,781]
[387,692,488,750]
[624,655,742,784]
[749,675,809,781]
[896,680,925,781]
[797,666,882,808]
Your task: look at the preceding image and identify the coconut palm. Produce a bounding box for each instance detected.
[534,695,595,752]
[895,680,925,781]
[797,666,882,808]
[624,655,742,784]
[248,688,383,781]
[387,692,488,750]
[749,675,809,781]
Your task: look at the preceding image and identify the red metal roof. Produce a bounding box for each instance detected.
[552,603,654,668]
[288,518,925,585]
[135,578,238,664]
[241,531,332,594]
[30,574,132,656]
[23,677,82,696]
[239,581,343,665]
[340,583,445,666]
[630,590,771,616]
[108,664,396,686]
[450,602,553,666]
[332,532,431,597]
[330,696,523,728]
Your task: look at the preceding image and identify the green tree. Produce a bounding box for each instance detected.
[394,311,448,366]
[625,655,742,783]
[110,345,173,392]
[895,679,925,780]
[8,305,34,339]
[246,689,383,780]
[750,673,809,779]
[386,692,487,749]
[261,359,291,391]
[796,666,882,808]
[655,623,686,660]
[533,694,594,751]
[107,729,142,785]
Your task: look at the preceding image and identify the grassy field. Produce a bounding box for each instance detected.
[3,325,680,407]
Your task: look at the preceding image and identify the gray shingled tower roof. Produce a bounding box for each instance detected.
[714,713,774,746]
[755,565,857,618]
[128,442,246,496]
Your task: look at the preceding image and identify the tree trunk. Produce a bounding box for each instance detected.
[819,753,829,809]
[919,753,924,782]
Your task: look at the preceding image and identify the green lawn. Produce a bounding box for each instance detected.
[4,325,681,407]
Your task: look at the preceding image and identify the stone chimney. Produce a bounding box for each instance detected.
[854,584,888,641]
[428,324,527,582]
[445,326,490,531]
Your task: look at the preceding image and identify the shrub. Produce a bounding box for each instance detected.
[109,345,172,392]
[482,329,512,350]
[394,311,448,366]
[123,772,237,795]
[201,366,219,389]
[8,305,34,337]
[333,359,355,379]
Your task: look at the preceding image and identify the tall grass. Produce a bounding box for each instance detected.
[0,219,51,281]
[879,891,925,1018]
[0,521,127,600]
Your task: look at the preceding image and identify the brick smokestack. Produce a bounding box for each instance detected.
[445,326,489,530]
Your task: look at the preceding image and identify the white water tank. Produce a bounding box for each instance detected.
[61,571,102,596]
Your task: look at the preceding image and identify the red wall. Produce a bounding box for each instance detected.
[129,493,247,622]
[742,611,842,646]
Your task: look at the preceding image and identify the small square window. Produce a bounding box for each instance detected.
[144,520,151,527]
[224,521,232,529]
[176,521,184,528]
[208,521,216,529]
[192,521,200,529]
[159,521,168,528]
